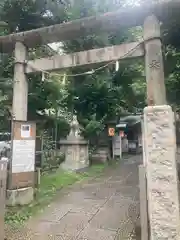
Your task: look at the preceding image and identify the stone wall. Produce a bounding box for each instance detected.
[42,149,65,171]
[91,146,110,163]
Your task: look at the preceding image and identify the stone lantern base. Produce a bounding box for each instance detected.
[60,136,89,172]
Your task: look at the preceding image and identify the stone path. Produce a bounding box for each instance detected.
[6,155,141,240]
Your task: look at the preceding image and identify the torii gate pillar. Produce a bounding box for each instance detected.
[7,42,34,206]
[12,41,28,121]
[142,15,180,239]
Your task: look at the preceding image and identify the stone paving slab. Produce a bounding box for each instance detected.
[44,212,90,237]
[70,199,106,216]
[6,155,140,240]
[76,226,116,240]
[36,203,72,222]
[89,203,129,231]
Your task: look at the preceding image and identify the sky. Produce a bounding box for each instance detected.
[50,42,64,53]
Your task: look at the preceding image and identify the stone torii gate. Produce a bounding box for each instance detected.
[0,1,180,239]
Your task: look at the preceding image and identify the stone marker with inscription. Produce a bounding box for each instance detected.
[143,105,180,239]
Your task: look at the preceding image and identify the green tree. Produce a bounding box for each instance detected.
[0,0,69,134]
[62,0,144,142]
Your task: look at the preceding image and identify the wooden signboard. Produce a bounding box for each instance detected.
[108,127,115,136]
[9,121,36,189]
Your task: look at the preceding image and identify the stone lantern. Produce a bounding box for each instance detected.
[60,115,89,171]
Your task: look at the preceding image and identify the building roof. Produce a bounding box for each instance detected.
[117,115,142,127]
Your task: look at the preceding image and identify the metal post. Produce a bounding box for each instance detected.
[0,159,8,240]
[112,136,115,159]
[139,165,149,240]
[119,136,122,159]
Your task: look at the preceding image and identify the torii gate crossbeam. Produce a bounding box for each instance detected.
[0,0,178,52]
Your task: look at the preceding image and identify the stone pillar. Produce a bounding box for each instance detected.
[144,15,166,106]
[7,42,32,206]
[144,105,180,239]
[12,41,28,121]
[143,15,180,239]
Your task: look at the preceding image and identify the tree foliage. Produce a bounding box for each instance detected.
[62,0,146,141]
[0,0,69,134]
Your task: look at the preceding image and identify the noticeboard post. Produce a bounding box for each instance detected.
[110,128,123,159]
[112,135,122,159]
[9,121,36,190]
